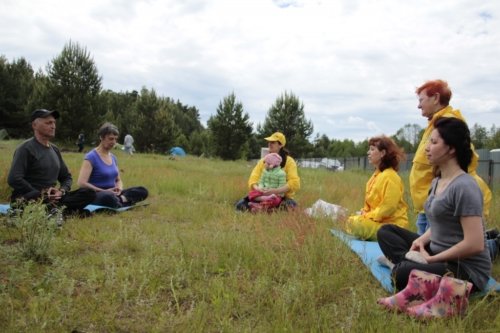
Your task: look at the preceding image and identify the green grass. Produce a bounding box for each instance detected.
[0,140,499,332]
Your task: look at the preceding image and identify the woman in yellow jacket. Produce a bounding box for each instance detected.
[345,136,408,240]
[235,132,301,211]
[410,80,491,235]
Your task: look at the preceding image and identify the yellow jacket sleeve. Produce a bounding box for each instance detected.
[282,156,300,199]
[472,173,492,221]
[248,159,265,190]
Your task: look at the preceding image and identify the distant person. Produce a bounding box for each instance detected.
[247,152,287,212]
[77,132,85,152]
[123,133,134,155]
[409,80,492,236]
[77,123,148,208]
[235,132,300,211]
[7,109,96,217]
[343,136,408,240]
[377,118,490,319]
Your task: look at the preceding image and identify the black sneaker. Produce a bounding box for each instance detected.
[485,228,499,240]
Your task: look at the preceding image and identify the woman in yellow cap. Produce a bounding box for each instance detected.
[235,132,301,211]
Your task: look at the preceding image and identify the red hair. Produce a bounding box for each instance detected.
[415,79,452,106]
[368,136,406,171]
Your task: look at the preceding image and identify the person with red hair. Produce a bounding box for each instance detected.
[344,135,409,240]
[410,80,491,236]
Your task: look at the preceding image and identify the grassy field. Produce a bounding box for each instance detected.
[0,139,499,332]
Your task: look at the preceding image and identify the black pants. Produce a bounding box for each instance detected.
[377,224,473,291]
[12,188,96,215]
[92,186,148,208]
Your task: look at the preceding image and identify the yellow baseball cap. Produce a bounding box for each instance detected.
[264,132,286,147]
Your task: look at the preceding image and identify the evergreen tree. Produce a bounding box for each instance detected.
[354,139,369,157]
[172,100,204,138]
[246,134,262,159]
[207,93,253,160]
[313,133,331,157]
[393,123,423,153]
[258,91,313,157]
[152,106,182,153]
[26,70,52,126]
[486,125,500,149]
[328,138,358,157]
[471,123,488,149]
[0,56,35,138]
[132,88,182,153]
[46,41,103,140]
[189,130,212,157]
[97,89,142,145]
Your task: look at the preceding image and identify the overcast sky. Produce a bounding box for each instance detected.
[1,0,499,142]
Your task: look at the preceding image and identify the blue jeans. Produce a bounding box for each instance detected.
[416,213,429,235]
[487,238,499,260]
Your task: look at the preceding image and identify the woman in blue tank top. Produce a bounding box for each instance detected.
[77,123,148,208]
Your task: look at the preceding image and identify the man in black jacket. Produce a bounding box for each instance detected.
[7,109,95,215]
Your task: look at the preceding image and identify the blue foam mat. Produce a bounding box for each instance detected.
[0,204,10,215]
[330,229,500,296]
[83,203,148,213]
[331,229,394,292]
[0,202,148,214]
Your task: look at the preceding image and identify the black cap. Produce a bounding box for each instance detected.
[31,109,60,122]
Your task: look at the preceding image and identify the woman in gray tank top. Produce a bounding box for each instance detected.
[377,117,491,292]
[375,117,491,319]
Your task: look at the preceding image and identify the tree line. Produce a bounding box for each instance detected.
[1,41,499,160]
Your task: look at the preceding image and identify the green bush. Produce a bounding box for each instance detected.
[7,202,60,263]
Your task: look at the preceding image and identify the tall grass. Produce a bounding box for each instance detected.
[0,140,499,332]
[4,202,60,263]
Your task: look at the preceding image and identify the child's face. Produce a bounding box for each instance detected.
[265,161,273,169]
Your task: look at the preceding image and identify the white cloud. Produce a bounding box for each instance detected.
[1,0,499,142]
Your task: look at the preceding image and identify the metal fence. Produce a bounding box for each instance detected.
[297,149,500,189]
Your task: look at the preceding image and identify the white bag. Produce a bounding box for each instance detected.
[305,199,348,222]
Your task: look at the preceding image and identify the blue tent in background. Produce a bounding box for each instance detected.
[169,146,186,157]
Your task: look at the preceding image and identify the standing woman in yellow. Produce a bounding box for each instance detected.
[410,80,491,235]
[345,136,408,240]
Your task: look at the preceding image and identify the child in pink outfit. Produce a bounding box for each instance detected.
[248,153,286,212]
